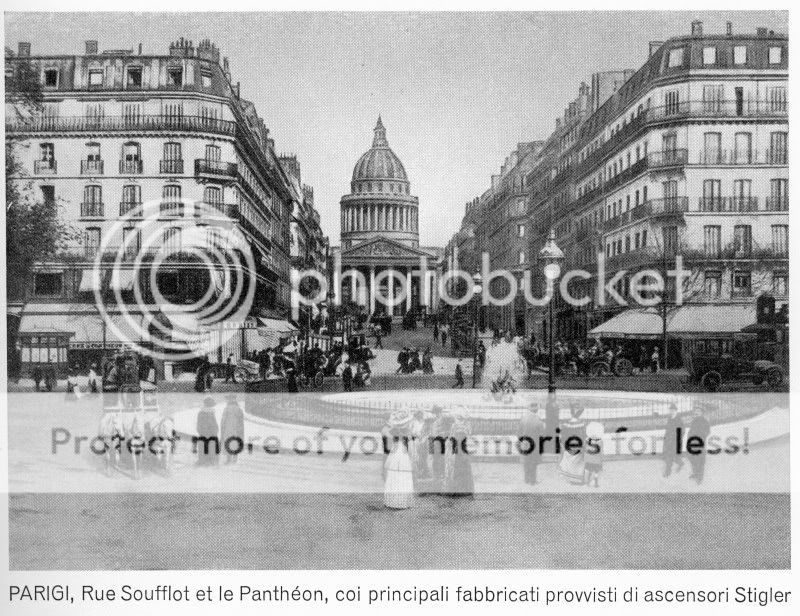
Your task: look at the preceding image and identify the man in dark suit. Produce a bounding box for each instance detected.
[686,409,711,484]
[662,403,685,477]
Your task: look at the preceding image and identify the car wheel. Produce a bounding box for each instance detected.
[590,362,609,377]
[614,358,634,377]
[701,371,721,392]
[766,367,784,388]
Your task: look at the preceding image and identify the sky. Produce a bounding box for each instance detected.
[5,11,787,247]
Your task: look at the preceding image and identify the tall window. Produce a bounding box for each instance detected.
[82,185,103,217]
[205,144,221,161]
[702,84,723,113]
[161,184,182,216]
[733,225,752,257]
[769,132,788,164]
[120,184,142,216]
[772,225,788,256]
[773,273,788,296]
[665,90,680,115]
[704,271,721,298]
[161,142,183,174]
[769,178,788,211]
[126,66,142,87]
[733,46,747,65]
[37,143,55,172]
[84,227,101,257]
[702,179,722,211]
[732,179,752,211]
[734,132,752,164]
[702,132,722,164]
[662,179,678,210]
[203,185,222,214]
[732,271,751,296]
[767,86,787,113]
[123,227,141,260]
[121,141,141,174]
[703,226,721,257]
[662,133,677,153]
[162,227,181,252]
[85,103,104,124]
[662,226,678,256]
[122,102,142,126]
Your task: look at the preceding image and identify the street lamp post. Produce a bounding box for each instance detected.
[471,273,482,388]
[538,228,565,395]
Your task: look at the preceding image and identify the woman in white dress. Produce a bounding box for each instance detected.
[384,429,414,509]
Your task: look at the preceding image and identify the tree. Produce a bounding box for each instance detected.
[6,54,74,300]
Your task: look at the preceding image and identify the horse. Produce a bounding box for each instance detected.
[97,411,146,479]
[147,414,176,476]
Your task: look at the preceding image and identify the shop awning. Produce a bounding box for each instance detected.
[19,308,144,349]
[589,304,758,339]
[78,268,103,292]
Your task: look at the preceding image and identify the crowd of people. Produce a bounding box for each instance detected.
[395,346,434,375]
[382,406,475,509]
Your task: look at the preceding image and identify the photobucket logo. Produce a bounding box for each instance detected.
[92,199,256,361]
[290,251,691,317]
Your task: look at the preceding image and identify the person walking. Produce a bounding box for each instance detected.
[374,328,383,349]
[662,403,685,477]
[440,328,448,349]
[650,346,660,373]
[558,405,587,485]
[453,360,464,388]
[220,394,245,464]
[224,353,235,383]
[195,356,212,392]
[686,409,711,484]
[445,414,474,498]
[428,407,448,490]
[384,430,414,509]
[433,321,439,343]
[584,421,604,488]
[87,363,99,394]
[196,397,220,466]
[518,403,545,485]
[342,362,353,392]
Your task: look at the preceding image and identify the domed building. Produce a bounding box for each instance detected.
[337,118,441,316]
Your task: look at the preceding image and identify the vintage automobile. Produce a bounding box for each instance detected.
[684,338,785,392]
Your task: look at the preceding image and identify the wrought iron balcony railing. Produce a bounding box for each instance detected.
[119,159,143,174]
[81,159,104,175]
[160,159,184,174]
[195,158,238,180]
[6,114,237,138]
[80,202,104,218]
[33,160,57,174]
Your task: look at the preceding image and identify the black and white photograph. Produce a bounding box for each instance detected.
[1,5,795,614]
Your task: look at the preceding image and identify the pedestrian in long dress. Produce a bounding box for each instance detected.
[384,431,414,509]
[584,421,604,488]
[662,404,685,477]
[196,397,220,466]
[453,360,464,388]
[686,409,711,484]
[558,405,587,485]
[518,403,545,485]
[428,407,448,490]
[220,394,245,464]
[445,420,474,498]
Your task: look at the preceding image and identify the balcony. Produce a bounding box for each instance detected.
[697,149,788,166]
[645,100,788,123]
[765,197,789,212]
[698,197,759,213]
[647,149,688,168]
[33,160,57,174]
[199,202,239,218]
[159,201,184,217]
[119,159,143,174]
[5,114,237,138]
[195,158,238,181]
[119,201,143,217]
[603,156,648,192]
[160,159,184,174]
[80,202,104,218]
[81,159,104,175]
[647,197,689,218]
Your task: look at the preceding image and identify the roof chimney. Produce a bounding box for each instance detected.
[691,20,703,36]
[756,27,768,37]
[649,41,663,57]
[85,40,98,55]
[726,22,733,36]
[138,43,143,55]
[17,42,31,57]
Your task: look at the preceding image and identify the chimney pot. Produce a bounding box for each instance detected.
[726,22,733,36]
[17,42,31,57]
[756,27,768,37]
[85,40,98,55]
[691,20,703,36]
[138,43,142,55]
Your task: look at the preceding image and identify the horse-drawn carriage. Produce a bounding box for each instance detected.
[98,351,174,479]
[521,344,634,377]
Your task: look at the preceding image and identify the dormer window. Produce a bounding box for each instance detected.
[769,46,782,64]
[167,68,183,86]
[733,45,747,65]
[201,70,212,88]
[88,69,104,87]
[43,68,58,87]
[702,47,716,66]
[667,47,684,68]
[126,67,142,87]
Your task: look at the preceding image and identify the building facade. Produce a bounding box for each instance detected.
[6,38,303,370]
[335,118,440,316]
[445,21,788,360]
